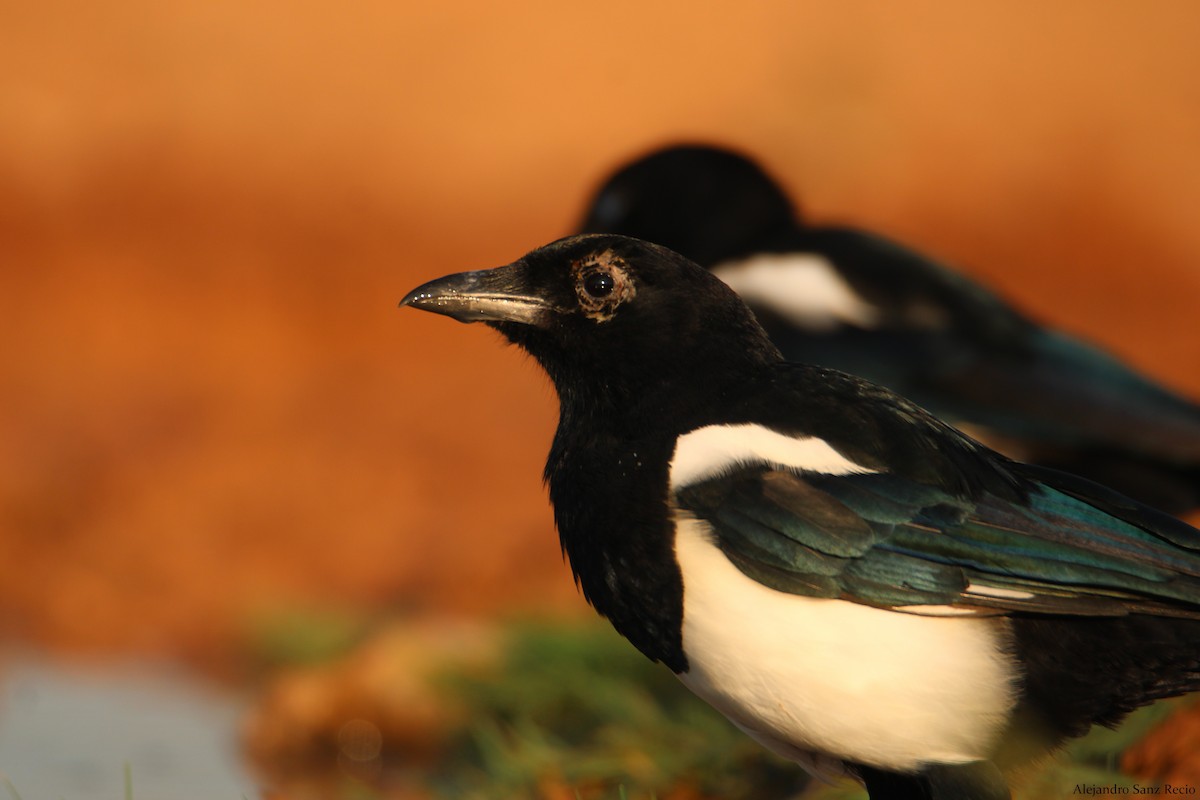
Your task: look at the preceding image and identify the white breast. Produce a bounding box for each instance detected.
[673,517,1018,773]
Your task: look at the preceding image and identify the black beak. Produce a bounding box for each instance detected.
[399,262,553,327]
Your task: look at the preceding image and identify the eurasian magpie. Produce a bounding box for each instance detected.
[401,234,1200,800]
[579,144,1200,515]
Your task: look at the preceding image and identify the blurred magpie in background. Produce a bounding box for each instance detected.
[402,234,1200,800]
[580,144,1200,515]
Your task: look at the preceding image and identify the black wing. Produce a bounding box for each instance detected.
[674,459,1200,618]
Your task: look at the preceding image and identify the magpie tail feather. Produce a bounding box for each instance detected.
[1034,452,1200,518]
[1001,614,1200,767]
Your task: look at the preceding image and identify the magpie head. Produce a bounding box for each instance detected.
[401,234,782,415]
[578,144,798,266]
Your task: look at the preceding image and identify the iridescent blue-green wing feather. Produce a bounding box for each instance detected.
[675,463,1200,618]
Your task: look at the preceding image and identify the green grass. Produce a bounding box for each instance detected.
[428,619,804,799]
[243,604,376,670]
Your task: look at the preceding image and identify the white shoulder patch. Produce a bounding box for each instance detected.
[711,253,881,331]
[669,423,877,489]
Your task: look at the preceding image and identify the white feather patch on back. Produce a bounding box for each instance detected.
[892,604,987,617]
[712,253,882,331]
[669,423,877,489]
[967,584,1036,601]
[673,517,1017,772]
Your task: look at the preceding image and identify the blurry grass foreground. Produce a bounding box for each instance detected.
[431,620,804,800]
[243,611,1196,799]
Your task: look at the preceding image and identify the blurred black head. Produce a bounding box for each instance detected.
[401,234,781,410]
[578,144,797,266]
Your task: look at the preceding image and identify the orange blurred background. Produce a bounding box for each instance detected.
[2,1,1199,670]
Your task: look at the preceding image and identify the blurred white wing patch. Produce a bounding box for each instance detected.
[712,253,881,331]
[670,423,878,489]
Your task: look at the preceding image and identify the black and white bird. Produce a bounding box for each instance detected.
[401,234,1200,800]
[580,144,1200,515]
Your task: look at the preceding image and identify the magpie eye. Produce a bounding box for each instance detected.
[583,271,615,298]
[571,250,634,321]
